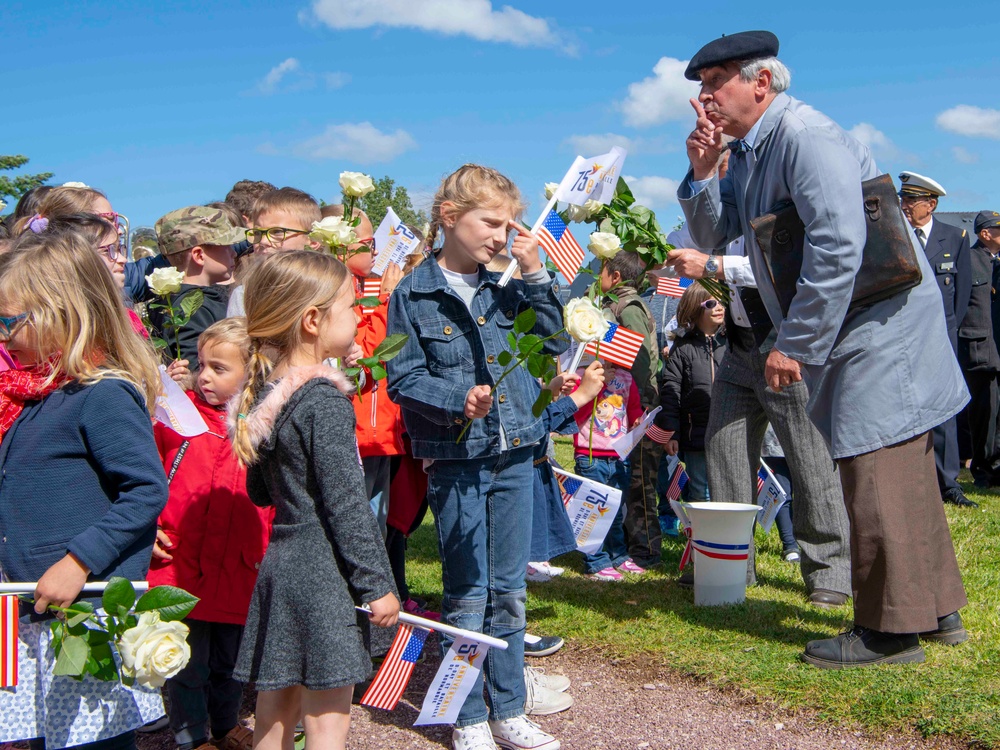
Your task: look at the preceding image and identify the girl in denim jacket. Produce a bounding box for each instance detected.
[387,165,567,750]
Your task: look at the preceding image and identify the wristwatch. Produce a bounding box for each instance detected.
[703,255,719,278]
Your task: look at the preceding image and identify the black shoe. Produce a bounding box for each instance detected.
[808,588,849,609]
[801,626,924,669]
[943,488,979,508]
[677,567,694,589]
[524,634,564,657]
[919,611,969,645]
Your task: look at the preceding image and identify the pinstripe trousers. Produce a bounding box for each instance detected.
[704,341,852,595]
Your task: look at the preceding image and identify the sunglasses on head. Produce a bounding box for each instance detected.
[0,312,28,341]
[700,298,720,310]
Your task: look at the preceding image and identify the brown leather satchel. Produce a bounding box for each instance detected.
[749,174,922,316]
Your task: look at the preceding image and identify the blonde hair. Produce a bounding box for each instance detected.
[671,283,717,339]
[231,251,350,465]
[426,164,525,253]
[199,317,251,365]
[1,228,161,411]
[249,187,321,229]
[13,186,108,235]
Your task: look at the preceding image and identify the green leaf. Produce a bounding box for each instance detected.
[82,627,112,645]
[507,331,518,351]
[531,389,554,418]
[179,289,204,320]
[53,634,90,676]
[604,292,619,304]
[526,353,546,379]
[64,601,95,629]
[88,641,118,682]
[344,367,361,378]
[372,333,408,362]
[629,205,653,226]
[599,217,615,235]
[614,177,636,207]
[497,350,513,367]
[102,577,136,615]
[356,296,380,308]
[513,308,536,335]
[150,337,169,351]
[135,585,200,622]
[517,334,542,357]
[370,363,387,381]
[357,356,379,368]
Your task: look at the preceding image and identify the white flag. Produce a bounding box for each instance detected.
[755,460,788,533]
[371,207,422,277]
[611,406,662,460]
[553,467,622,554]
[552,146,628,207]
[154,366,208,437]
[415,635,488,726]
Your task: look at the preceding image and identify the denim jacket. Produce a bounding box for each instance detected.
[386,253,568,460]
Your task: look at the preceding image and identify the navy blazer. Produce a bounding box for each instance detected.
[0,378,167,585]
[923,219,972,348]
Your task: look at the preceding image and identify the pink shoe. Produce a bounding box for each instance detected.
[403,598,441,621]
[617,559,647,575]
[588,566,624,581]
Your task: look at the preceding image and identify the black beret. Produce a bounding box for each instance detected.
[684,31,780,81]
[974,210,1000,234]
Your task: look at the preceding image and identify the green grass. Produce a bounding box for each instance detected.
[403,440,1000,748]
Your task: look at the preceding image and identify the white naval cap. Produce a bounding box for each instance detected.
[898,171,946,198]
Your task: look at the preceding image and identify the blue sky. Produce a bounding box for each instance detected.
[5,0,1000,235]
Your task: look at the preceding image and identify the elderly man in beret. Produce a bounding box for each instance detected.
[671,30,969,668]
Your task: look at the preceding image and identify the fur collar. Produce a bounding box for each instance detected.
[227,364,354,452]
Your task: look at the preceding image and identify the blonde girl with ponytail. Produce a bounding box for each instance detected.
[227,250,398,750]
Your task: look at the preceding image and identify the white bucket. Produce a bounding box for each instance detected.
[683,502,759,606]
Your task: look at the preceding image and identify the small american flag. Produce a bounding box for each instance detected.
[557,472,583,507]
[584,323,644,369]
[666,466,689,501]
[1,595,17,687]
[358,278,383,315]
[360,623,429,710]
[656,275,693,298]
[756,466,767,494]
[537,210,585,284]
[645,424,674,445]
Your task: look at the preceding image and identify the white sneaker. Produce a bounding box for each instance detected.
[523,668,574,715]
[490,715,560,750]
[525,563,552,583]
[535,561,565,576]
[453,721,499,750]
[524,665,570,693]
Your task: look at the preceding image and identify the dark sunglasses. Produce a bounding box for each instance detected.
[700,298,721,310]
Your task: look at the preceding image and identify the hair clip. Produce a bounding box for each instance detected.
[28,215,49,234]
[238,413,247,420]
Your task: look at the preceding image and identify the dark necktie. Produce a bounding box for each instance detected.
[915,227,926,248]
[729,139,752,154]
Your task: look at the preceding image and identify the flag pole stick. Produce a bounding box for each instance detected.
[355,606,508,650]
[566,341,587,374]
[0,581,151,595]
[497,195,559,288]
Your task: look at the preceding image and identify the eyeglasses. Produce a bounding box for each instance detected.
[700,298,721,310]
[355,236,376,250]
[97,238,127,262]
[247,227,309,245]
[899,195,933,205]
[0,313,28,341]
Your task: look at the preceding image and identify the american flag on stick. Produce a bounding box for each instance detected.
[360,623,429,710]
[656,275,693,298]
[584,323,644,369]
[666,466,689,501]
[537,210,585,284]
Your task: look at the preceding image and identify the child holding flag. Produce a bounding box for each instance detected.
[387,164,567,750]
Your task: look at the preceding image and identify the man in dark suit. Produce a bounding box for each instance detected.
[963,211,1000,489]
[899,172,975,507]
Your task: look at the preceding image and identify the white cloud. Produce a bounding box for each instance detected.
[936,105,1000,139]
[324,72,351,89]
[620,57,699,128]
[291,122,416,163]
[258,58,301,94]
[563,133,675,157]
[304,0,563,49]
[848,122,906,161]
[623,175,680,209]
[952,146,979,165]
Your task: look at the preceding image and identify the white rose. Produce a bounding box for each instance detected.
[310,217,357,248]
[588,231,622,260]
[146,267,185,296]
[339,171,375,198]
[544,182,560,200]
[564,199,603,223]
[118,611,191,689]
[563,297,611,344]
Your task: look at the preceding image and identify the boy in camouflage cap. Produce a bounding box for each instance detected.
[149,206,245,366]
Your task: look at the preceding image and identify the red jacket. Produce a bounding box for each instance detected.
[149,391,274,624]
[354,275,405,457]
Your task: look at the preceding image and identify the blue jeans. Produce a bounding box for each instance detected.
[425,447,533,726]
[363,455,392,539]
[765,456,799,552]
[575,455,631,574]
[681,450,710,501]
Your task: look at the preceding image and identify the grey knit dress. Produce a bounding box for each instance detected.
[233,368,396,691]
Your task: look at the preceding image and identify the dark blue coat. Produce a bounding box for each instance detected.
[959,242,1000,373]
[0,378,167,585]
[923,219,972,350]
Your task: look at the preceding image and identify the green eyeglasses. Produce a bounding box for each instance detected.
[246,227,310,245]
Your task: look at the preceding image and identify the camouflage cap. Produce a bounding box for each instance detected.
[155,206,246,256]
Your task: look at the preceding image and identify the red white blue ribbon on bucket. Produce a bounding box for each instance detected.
[679,527,750,571]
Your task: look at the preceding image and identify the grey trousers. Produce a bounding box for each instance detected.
[704,342,852,595]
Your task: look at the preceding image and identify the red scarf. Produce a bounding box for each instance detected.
[0,364,69,444]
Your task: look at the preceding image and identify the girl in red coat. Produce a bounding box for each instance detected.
[149,318,273,750]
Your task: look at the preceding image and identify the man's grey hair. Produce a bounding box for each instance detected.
[739,57,791,93]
